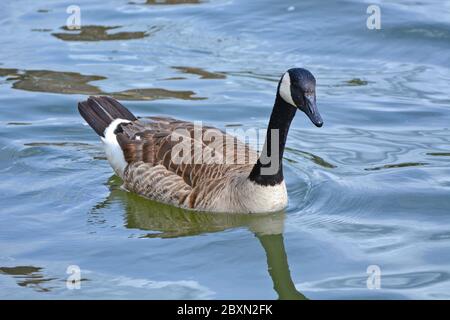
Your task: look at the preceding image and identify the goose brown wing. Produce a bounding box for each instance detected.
[116,117,257,187]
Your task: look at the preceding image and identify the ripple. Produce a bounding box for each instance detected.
[31,29,53,33]
[305,270,450,290]
[343,78,368,86]
[52,26,153,42]
[172,66,226,79]
[0,266,57,293]
[221,70,279,83]
[111,88,205,101]
[390,24,450,42]
[288,127,449,174]
[141,0,203,5]
[0,68,105,95]
[7,122,32,126]
[0,67,204,100]
[428,231,450,242]
[0,68,18,77]
[24,142,90,147]
[364,162,428,171]
[285,147,336,169]
[427,152,450,157]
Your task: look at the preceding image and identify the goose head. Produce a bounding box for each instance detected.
[279,68,323,127]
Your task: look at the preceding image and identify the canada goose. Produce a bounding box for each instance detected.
[78,68,322,213]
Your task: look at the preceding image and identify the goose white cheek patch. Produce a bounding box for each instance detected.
[279,72,296,107]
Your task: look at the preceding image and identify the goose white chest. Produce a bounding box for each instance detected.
[208,177,288,213]
[240,180,288,213]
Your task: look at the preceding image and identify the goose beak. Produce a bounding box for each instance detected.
[304,95,323,127]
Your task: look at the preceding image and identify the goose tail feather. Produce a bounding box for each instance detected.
[78,96,137,177]
[78,96,137,137]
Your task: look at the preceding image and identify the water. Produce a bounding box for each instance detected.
[1,0,450,299]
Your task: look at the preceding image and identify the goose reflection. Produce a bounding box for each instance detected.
[92,176,306,300]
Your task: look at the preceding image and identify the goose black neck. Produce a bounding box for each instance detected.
[249,93,297,186]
